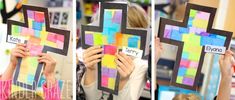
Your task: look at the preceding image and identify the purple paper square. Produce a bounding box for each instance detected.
[164,29,171,38]
[102,67,109,76]
[112,10,122,24]
[200,32,209,36]
[108,68,117,78]
[195,28,206,35]
[183,77,194,86]
[85,34,93,45]
[189,27,196,33]
[27,10,34,19]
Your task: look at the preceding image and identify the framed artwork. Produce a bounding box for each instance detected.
[81,2,147,95]
[48,7,72,29]
[158,3,232,90]
[6,5,70,90]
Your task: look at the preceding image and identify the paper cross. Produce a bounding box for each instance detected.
[7,5,70,90]
[81,3,147,95]
[158,3,232,90]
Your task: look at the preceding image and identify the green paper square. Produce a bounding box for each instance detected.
[0,2,3,10]
[12,25,20,36]
[190,9,197,17]
[186,68,197,76]
[189,52,200,61]
[94,33,103,45]
[176,76,183,83]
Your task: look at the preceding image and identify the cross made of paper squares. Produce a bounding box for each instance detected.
[7,5,70,90]
[81,3,147,95]
[159,3,232,90]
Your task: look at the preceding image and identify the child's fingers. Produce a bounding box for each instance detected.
[117,67,126,77]
[16,43,26,47]
[16,46,28,52]
[85,59,101,67]
[38,59,50,65]
[84,54,103,64]
[84,48,103,59]
[84,46,101,54]
[219,55,224,65]
[115,59,128,73]
[13,52,25,58]
[14,49,27,57]
[116,53,130,67]
[119,52,132,65]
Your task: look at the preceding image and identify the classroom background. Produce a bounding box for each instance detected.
[155,0,235,99]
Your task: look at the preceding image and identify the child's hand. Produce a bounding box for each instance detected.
[219,50,235,78]
[83,46,103,70]
[115,52,134,80]
[10,43,28,67]
[38,53,56,86]
[155,36,163,63]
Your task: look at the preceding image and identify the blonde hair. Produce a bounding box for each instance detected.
[92,1,150,29]
[8,91,43,100]
[173,94,201,100]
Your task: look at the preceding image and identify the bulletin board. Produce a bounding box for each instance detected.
[158,3,232,90]
[81,2,147,95]
[7,5,70,90]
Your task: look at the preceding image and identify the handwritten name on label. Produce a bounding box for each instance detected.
[122,47,143,58]
[8,35,26,44]
[204,45,226,54]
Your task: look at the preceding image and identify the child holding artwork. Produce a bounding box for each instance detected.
[0,43,61,100]
[155,37,235,100]
[80,1,150,100]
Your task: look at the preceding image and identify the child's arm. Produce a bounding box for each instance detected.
[38,53,61,100]
[115,52,135,90]
[0,44,27,100]
[217,50,235,100]
[155,37,163,64]
[83,46,103,86]
[1,44,27,80]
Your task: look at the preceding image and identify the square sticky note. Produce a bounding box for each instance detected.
[93,33,103,45]
[102,54,116,68]
[186,68,197,76]
[101,75,108,87]
[108,78,115,90]
[108,68,117,78]
[33,21,43,31]
[171,29,182,41]
[176,76,183,84]
[27,10,35,19]
[164,29,171,38]
[47,33,57,43]
[183,77,194,86]
[104,45,117,55]
[128,36,140,48]
[177,67,186,76]
[189,9,197,17]
[12,26,21,36]
[34,11,45,22]
[85,33,93,45]
[115,33,123,46]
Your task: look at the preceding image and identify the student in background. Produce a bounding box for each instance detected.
[0,43,61,100]
[81,1,150,100]
[155,37,235,100]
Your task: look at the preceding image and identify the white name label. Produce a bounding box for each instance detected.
[204,45,226,54]
[122,47,143,58]
[7,35,26,44]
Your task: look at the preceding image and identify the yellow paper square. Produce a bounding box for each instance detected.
[102,54,116,68]
[108,78,115,90]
